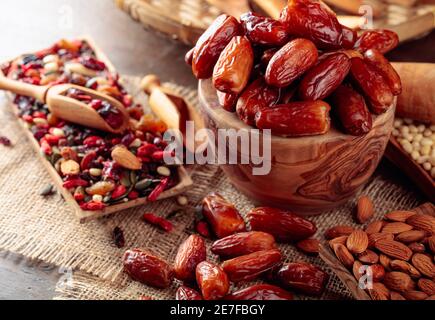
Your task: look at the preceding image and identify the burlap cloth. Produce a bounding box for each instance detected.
[0,76,423,300]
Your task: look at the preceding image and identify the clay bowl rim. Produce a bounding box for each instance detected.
[198,78,397,164]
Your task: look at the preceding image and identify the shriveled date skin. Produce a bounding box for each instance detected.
[176,286,203,300]
[236,78,280,126]
[350,57,393,114]
[192,14,242,79]
[276,262,329,296]
[265,38,318,88]
[341,25,357,49]
[224,284,293,300]
[174,234,207,282]
[217,90,238,112]
[247,207,317,242]
[202,192,246,238]
[363,49,402,96]
[240,12,289,47]
[354,29,399,55]
[331,84,372,136]
[255,101,331,136]
[221,249,282,282]
[123,249,173,288]
[213,36,254,94]
[299,52,351,101]
[280,0,343,49]
[196,261,230,300]
[211,231,276,258]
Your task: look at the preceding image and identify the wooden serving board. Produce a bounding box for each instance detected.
[320,202,435,300]
[1,36,193,223]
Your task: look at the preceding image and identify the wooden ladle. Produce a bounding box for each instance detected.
[0,76,130,133]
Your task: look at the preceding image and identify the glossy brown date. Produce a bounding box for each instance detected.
[176,286,203,300]
[247,207,317,243]
[240,12,289,46]
[196,261,230,300]
[174,234,207,282]
[354,29,399,55]
[217,90,238,112]
[202,192,246,238]
[123,249,174,288]
[350,57,394,114]
[299,52,351,101]
[192,14,242,79]
[331,84,372,136]
[276,262,329,296]
[213,36,254,94]
[265,38,318,87]
[224,284,293,300]
[255,101,331,137]
[280,0,343,49]
[221,249,282,282]
[363,49,402,96]
[341,25,357,49]
[236,78,280,126]
[185,48,194,66]
[261,48,279,68]
[211,231,276,258]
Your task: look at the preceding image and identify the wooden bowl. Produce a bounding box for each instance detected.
[198,79,396,215]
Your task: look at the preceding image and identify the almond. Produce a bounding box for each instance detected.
[384,210,416,222]
[352,260,363,281]
[368,232,394,248]
[328,235,348,248]
[325,225,354,240]
[60,159,80,175]
[365,220,384,235]
[111,146,142,170]
[390,291,406,300]
[356,196,374,224]
[332,243,354,269]
[358,249,379,264]
[368,282,389,300]
[379,254,391,270]
[296,238,320,255]
[368,264,386,282]
[411,253,435,278]
[418,278,435,295]
[390,260,421,279]
[406,214,435,235]
[426,295,435,300]
[402,290,428,300]
[395,230,426,243]
[427,235,435,253]
[375,239,413,261]
[346,230,369,254]
[408,242,426,253]
[384,271,415,292]
[381,222,413,234]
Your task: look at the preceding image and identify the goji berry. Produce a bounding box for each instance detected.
[137,143,158,158]
[80,151,97,170]
[147,178,169,202]
[142,213,173,232]
[63,178,89,189]
[80,201,106,211]
[111,184,127,199]
[127,190,139,200]
[44,134,60,145]
[40,138,52,155]
[83,135,103,147]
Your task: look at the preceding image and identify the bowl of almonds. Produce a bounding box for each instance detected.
[187,1,400,214]
[320,201,435,300]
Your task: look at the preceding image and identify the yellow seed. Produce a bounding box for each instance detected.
[411,151,420,160]
[421,145,431,156]
[423,162,432,171]
[89,168,102,176]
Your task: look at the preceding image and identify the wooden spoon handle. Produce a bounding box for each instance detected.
[205,0,251,19]
[251,0,285,19]
[0,75,48,102]
[324,0,385,18]
[388,11,435,43]
[392,62,435,123]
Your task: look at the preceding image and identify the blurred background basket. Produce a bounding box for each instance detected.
[115,0,435,46]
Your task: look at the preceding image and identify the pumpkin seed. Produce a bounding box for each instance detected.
[134,178,154,191]
[129,138,142,148]
[129,171,137,185]
[39,184,54,196]
[120,171,132,187]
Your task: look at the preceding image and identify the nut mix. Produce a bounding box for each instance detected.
[122,192,329,300]
[4,39,176,211]
[187,0,402,137]
[328,198,435,300]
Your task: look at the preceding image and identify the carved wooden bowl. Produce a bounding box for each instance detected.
[198,79,396,215]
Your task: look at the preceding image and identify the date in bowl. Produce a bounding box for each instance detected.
[199,79,396,215]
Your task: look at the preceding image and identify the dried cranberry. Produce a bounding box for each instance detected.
[102,161,121,180]
[128,190,139,200]
[79,56,106,71]
[40,138,52,155]
[0,136,11,146]
[83,135,104,147]
[89,99,103,110]
[137,143,158,158]
[121,132,136,147]
[113,227,125,248]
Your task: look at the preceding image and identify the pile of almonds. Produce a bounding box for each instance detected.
[327,198,435,300]
[123,192,330,300]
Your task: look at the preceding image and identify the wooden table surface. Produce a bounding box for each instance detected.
[0,0,433,300]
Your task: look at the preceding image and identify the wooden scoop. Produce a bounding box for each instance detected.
[141,75,205,152]
[206,0,285,19]
[0,76,130,133]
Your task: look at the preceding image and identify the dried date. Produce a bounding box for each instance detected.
[240,12,289,46]
[354,29,399,55]
[224,284,293,300]
[196,261,230,300]
[174,234,207,282]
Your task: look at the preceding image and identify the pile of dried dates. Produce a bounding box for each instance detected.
[123,193,329,300]
[2,39,176,211]
[186,0,402,137]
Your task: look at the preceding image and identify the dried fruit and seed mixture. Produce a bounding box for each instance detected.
[1,39,177,211]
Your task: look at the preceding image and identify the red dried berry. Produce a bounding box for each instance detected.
[0,136,11,147]
[143,213,173,232]
[113,226,125,248]
[111,184,127,199]
[80,201,106,211]
[147,178,169,202]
